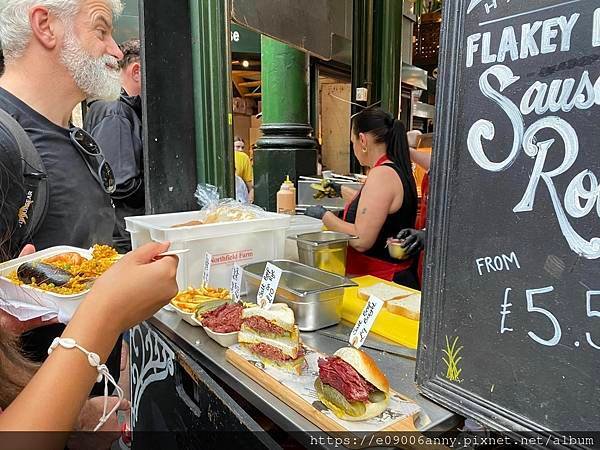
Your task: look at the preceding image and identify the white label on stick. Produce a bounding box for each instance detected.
[202,252,212,288]
[230,263,243,303]
[349,295,384,349]
[257,263,282,310]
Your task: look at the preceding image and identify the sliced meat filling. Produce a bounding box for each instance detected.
[317,356,374,402]
[249,343,304,362]
[201,303,243,333]
[244,316,288,336]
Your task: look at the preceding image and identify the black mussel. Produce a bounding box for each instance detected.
[17,261,72,286]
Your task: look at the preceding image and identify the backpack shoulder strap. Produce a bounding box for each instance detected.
[0,108,48,239]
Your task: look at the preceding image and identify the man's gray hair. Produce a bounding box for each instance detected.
[0,0,123,63]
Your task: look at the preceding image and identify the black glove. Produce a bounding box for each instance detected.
[324,180,342,198]
[396,228,426,258]
[305,205,328,220]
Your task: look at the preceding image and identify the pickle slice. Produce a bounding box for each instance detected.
[194,299,228,318]
[368,390,386,403]
[314,378,366,418]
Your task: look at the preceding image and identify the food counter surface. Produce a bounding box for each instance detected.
[147,309,459,446]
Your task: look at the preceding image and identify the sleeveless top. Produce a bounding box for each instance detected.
[344,161,417,263]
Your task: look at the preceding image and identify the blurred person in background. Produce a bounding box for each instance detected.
[234,136,254,203]
[85,38,145,254]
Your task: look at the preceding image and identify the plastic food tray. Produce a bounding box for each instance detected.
[169,303,201,326]
[0,246,93,322]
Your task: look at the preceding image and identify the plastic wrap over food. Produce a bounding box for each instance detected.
[193,183,269,225]
[198,200,269,224]
[194,183,220,209]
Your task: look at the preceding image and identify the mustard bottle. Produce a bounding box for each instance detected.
[277,176,296,215]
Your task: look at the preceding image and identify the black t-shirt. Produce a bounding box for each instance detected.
[0,87,115,250]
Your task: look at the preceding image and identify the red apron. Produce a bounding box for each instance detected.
[343,155,413,281]
[416,173,429,284]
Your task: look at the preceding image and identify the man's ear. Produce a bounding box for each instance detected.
[29,6,60,51]
[131,62,141,82]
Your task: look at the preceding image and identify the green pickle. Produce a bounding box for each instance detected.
[194,299,228,318]
[368,390,386,403]
[314,378,366,418]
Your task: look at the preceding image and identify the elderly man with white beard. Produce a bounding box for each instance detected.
[0,0,127,410]
[0,0,123,250]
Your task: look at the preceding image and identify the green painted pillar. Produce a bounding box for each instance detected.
[351,0,374,173]
[378,0,403,116]
[189,0,234,198]
[254,36,317,211]
[352,0,403,117]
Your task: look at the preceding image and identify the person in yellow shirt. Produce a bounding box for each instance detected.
[234,136,254,202]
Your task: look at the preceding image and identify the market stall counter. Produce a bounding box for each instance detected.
[130,309,459,449]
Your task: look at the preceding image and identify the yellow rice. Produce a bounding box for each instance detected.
[7,245,118,295]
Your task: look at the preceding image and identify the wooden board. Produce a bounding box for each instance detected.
[226,348,419,434]
[320,83,351,175]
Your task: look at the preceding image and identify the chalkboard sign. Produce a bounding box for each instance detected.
[416,0,600,444]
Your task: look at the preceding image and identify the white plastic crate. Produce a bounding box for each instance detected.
[126,211,290,290]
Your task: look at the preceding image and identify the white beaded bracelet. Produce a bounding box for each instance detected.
[48,337,124,432]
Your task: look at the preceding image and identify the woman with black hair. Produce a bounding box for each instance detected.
[305,108,419,288]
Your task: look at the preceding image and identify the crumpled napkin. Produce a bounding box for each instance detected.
[0,296,70,324]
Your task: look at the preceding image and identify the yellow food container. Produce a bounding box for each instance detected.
[342,276,420,349]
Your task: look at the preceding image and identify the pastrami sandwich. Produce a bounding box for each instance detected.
[315,347,390,421]
[238,303,305,374]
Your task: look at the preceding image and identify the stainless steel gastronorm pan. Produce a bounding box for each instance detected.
[243,260,357,331]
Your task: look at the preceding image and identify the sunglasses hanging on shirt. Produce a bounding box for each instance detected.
[70,127,116,194]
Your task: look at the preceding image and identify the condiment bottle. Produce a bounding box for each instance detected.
[277,175,296,215]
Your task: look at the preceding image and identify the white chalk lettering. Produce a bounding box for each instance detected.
[468,63,600,259]
[520,21,542,59]
[594,9,600,47]
[475,252,521,276]
[482,32,497,64]
[466,33,482,68]
[467,65,524,172]
[520,71,595,115]
[500,288,513,334]
[540,18,560,54]
[564,171,600,219]
[586,291,600,350]
[513,117,600,259]
[497,26,519,63]
[466,14,580,67]
[525,286,561,347]
[503,252,521,269]
[557,14,580,52]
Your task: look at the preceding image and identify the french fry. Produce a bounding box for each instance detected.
[170,286,231,311]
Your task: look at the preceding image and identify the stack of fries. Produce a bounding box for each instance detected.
[170,286,231,313]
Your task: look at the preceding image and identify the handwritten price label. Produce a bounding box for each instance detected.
[202,252,212,288]
[257,263,282,310]
[349,295,384,349]
[230,263,243,303]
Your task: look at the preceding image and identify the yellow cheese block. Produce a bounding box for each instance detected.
[342,276,420,349]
